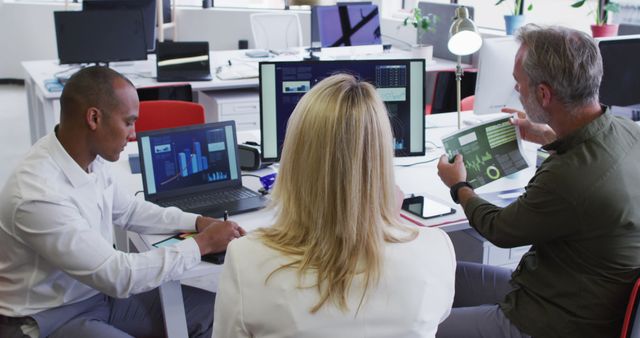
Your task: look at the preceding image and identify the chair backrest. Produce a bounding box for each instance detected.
[250,12,303,51]
[430,69,478,115]
[621,277,640,338]
[132,100,205,141]
[461,95,475,112]
[137,83,193,102]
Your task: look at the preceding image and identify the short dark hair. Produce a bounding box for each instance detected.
[60,66,134,119]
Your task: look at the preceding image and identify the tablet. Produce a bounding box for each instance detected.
[402,195,456,220]
[153,233,226,264]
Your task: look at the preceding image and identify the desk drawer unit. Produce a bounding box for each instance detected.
[198,90,260,131]
[448,228,531,270]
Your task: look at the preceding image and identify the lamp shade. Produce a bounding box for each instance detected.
[448,7,482,56]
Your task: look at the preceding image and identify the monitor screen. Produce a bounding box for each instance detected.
[473,36,523,115]
[417,2,475,64]
[138,122,240,197]
[156,41,212,82]
[83,0,157,52]
[54,10,147,65]
[259,59,425,161]
[598,36,640,109]
[315,4,381,47]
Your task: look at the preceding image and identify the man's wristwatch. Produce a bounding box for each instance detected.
[450,181,473,204]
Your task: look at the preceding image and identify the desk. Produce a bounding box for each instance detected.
[113,112,536,337]
[22,49,465,144]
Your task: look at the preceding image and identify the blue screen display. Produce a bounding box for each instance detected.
[260,59,425,161]
[140,125,238,195]
[316,4,381,47]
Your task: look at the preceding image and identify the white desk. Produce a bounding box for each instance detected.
[112,112,536,338]
[22,49,465,144]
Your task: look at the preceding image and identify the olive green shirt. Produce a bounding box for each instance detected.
[464,112,640,338]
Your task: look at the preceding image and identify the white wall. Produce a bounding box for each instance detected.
[0,2,311,79]
[176,7,310,50]
[0,1,69,79]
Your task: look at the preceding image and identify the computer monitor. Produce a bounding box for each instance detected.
[417,2,475,64]
[597,35,640,113]
[83,0,157,52]
[473,36,523,115]
[314,4,381,47]
[259,59,425,161]
[54,10,147,65]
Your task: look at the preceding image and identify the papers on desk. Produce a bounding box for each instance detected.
[216,63,259,80]
[442,116,529,188]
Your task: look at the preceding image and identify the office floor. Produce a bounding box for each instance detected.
[0,84,31,187]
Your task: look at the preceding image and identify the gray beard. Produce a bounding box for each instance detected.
[522,93,550,124]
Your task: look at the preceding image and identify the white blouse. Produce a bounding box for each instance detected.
[214,226,456,338]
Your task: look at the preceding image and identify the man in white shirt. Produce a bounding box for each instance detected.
[0,66,244,337]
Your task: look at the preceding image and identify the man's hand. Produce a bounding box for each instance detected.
[437,154,467,188]
[194,217,246,256]
[503,108,556,145]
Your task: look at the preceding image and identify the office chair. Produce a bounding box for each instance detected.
[250,12,303,51]
[136,83,193,102]
[620,277,640,338]
[131,100,205,141]
[461,95,475,111]
[427,69,478,114]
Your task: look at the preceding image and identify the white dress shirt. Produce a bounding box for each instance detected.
[0,132,202,317]
[214,227,456,338]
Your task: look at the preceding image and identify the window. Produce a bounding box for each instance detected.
[458,0,593,32]
[184,0,285,9]
[382,0,596,33]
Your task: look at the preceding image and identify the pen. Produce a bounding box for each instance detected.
[223,210,228,221]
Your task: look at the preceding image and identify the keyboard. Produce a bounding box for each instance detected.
[159,187,259,211]
[215,63,259,80]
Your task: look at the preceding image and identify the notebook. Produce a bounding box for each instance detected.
[156,41,212,82]
[136,121,267,218]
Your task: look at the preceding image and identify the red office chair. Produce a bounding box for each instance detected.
[461,95,475,111]
[621,277,640,338]
[131,100,206,141]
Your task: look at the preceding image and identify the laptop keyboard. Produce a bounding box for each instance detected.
[159,188,259,211]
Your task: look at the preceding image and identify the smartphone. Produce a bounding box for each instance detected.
[402,195,456,220]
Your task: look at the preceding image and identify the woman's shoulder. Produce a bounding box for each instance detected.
[412,226,453,247]
[226,231,290,265]
[388,226,455,263]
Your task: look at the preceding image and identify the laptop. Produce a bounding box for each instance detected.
[156,41,212,82]
[137,120,267,218]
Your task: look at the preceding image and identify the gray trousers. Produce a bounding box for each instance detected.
[1,285,214,338]
[436,261,531,338]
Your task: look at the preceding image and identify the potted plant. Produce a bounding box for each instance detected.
[496,0,533,35]
[400,7,438,61]
[571,0,620,37]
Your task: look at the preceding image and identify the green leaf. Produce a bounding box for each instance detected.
[604,2,620,13]
[527,3,533,11]
[495,0,506,6]
[571,0,586,8]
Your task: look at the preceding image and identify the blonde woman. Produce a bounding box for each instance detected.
[213,74,456,338]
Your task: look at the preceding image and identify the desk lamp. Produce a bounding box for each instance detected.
[447,6,482,129]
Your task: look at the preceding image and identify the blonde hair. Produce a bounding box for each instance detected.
[257,73,417,313]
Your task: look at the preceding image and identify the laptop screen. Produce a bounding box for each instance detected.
[156,41,211,81]
[137,121,241,200]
